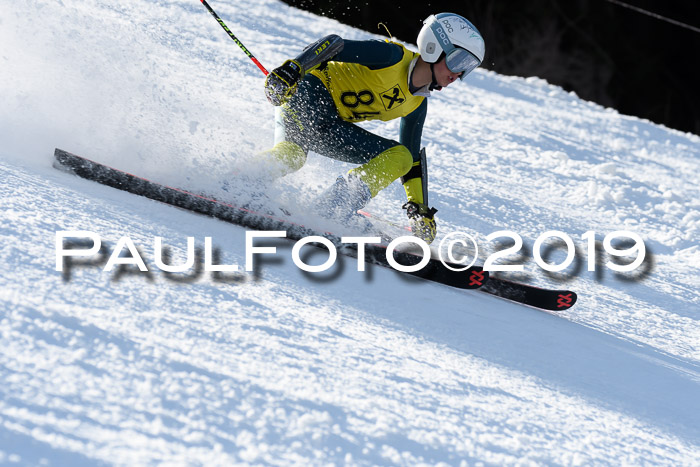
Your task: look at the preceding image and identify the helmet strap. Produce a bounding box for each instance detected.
[429,62,442,91]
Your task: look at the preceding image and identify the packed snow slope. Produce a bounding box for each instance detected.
[1,0,700,464]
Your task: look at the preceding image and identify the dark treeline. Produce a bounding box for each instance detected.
[280,0,700,136]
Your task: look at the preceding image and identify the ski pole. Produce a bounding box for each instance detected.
[199,0,269,76]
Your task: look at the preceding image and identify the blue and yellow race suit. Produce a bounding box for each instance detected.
[270,39,431,205]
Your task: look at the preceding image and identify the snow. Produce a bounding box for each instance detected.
[1,0,699,464]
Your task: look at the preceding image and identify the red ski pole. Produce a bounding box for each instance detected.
[199,0,269,76]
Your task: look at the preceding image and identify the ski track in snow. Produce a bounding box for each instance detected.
[1,0,699,464]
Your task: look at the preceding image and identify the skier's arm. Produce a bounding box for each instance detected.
[399,100,427,205]
[399,100,438,243]
[295,37,403,73]
[265,34,344,105]
[332,40,404,69]
[265,37,409,105]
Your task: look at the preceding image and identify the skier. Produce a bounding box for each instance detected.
[262,13,485,244]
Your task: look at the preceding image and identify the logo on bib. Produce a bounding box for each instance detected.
[380,85,406,110]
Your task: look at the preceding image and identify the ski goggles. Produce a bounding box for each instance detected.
[444,48,481,79]
[428,19,481,79]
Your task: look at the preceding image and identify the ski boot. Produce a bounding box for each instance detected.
[314,174,371,224]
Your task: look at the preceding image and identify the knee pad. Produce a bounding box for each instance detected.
[349,145,413,197]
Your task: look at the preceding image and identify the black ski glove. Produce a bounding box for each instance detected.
[264,60,303,106]
[403,201,438,244]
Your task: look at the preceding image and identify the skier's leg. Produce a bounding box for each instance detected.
[309,119,413,219]
[309,113,414,194]
[348,145,413,197]
[254,75,338,180]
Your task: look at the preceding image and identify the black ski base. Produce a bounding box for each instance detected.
[53,148,577,310]
[481,278,577,311]
[53,148,488,291]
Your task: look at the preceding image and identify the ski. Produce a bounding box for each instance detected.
[480,277,577,311]
[356,211,578,311]
[52,148,488,291]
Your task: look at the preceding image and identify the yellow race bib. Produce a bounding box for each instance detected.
[310,43,425,122]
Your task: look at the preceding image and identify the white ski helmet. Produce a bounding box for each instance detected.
[417,13,485,79]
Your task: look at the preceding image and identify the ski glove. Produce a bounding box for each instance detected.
[265,60,303,106]
[403,201,438,244]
